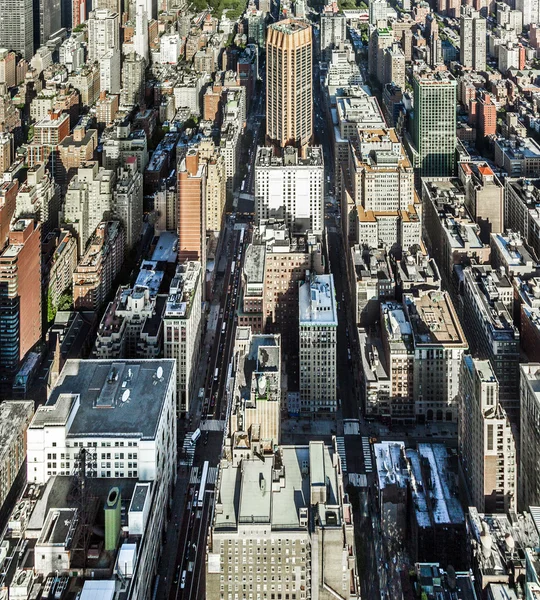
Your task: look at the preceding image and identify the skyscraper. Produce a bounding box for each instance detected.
[177,149,206,269]
[460,6,486,71]
[0,219,41,393]
[0,0,34,60]
[410,69,456,177]
[87,9,119,64]
[266,19,312,150]
[39,0,62,46]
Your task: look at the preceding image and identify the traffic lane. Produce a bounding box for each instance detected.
[327,230,358,420]
[185,489,213,600]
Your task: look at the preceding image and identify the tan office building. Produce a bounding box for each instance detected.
[266,19,313,150]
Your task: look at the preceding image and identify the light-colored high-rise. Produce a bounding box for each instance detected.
[459,356,516,513]
[266,19,313,149]
[87,9,119,64]
[255,145,324,234]
[460,6,486,72]
[163,261,202,414]
[0,0,34,60]
[299,274,338,413]
[320,12,346,59]
[410,69,456,178]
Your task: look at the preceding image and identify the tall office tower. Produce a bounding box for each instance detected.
[460,6,486,71]
[113,157,143,250]
[383,43,406,89]
[410,69,457,178]
[133,2,149,62]
[198,139,226,233]
[0,50,16,88]
[206,441,360,600]
[0,219,41,392]
[462,265,520,421]
[62,162,116,254]
[177,149,206,270]
[299,274,338,414]
[519,363,540,508]
[39,0,61,46]
[368,26,393,82]
[0,0,33,60]
[320,12,346,60]
[459,357,516,513]
[163,261,202,414]
[266,19,313,150]
[254,145,324,235]
[100,49,121,95]
[72,0,86,28]
[369,0,388,24]
[425,13,442,67]
[120,52,146,107]
[458,162,503,243]
[87,9,119,64]
[516,0,539,26]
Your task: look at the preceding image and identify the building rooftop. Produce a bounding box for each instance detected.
[403,292,467,347]
[491,231,539,276]
[464,265,518,341]
[415,563,477,600]
[214,442,340,531]
[151,231,178,263]
[134,261,164,298]
[0,401,33,463]
[255,145,324,168]
[30,359,176,440]
[381,301,414,352]
[165,261,201,318]
[299,274,338,326]
[374,441,408,491]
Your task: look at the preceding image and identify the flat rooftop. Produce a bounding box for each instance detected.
[404,292,467,347]
[30,359,175,440]
[299,274,338,326]
[0,401,33,461]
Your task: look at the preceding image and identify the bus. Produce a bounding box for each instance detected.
[239,228,245,245]
[214,368,219,381]
[231,261,236,275]
[197,461,209,508]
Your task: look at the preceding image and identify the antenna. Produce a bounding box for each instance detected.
[121,389,130,403]
[157,366,163,379]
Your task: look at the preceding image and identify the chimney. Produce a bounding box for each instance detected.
[185,149,199,176]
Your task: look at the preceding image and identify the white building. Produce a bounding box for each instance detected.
[62,162,115,253]
[113,157,143,249]
[160,33,181,64]
[164,261,202,414]
[100,48,121,95]
[299,274,338,413]
[255,145,324,235]
[87,9,120,63]
[16,162,59,235]
[459,356,516,513]
[27,358,177,486]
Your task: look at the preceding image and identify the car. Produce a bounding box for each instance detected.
[180,570,187,589]
[174,565,181,584]
[204,432,209,445]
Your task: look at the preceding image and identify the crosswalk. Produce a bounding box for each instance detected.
[335,436,347,474]
[189,465,218,486]
[362,437,373,473]
[180,434,196,466]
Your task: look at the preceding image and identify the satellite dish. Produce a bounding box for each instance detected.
[121,389,130,403]
[157,366,163,379]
